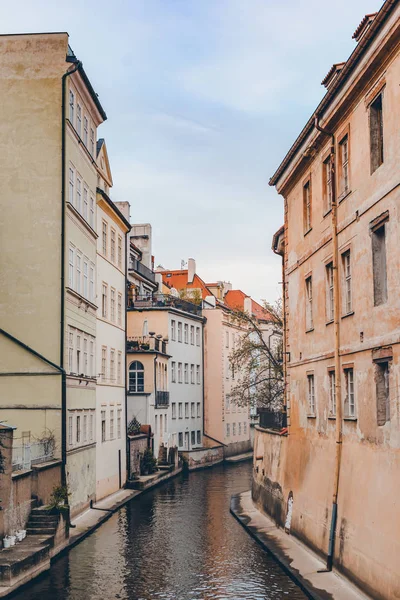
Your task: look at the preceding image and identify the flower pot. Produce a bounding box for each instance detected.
[3,537,11,549]
[9,536,16,546]
[16,531,24,542]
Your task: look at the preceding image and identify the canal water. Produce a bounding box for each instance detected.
[13,462,306,600]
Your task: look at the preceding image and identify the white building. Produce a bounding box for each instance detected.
[95,139,131,499]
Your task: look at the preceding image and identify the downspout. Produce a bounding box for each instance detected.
[124,233,130,482]
[314,114,342,572]
[201,318,205,437]
[61,61,81,488]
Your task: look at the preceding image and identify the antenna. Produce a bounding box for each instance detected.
[181,259,187,270]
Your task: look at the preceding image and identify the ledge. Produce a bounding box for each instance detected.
[338,189,352,204]
[11,469,32,480]
[344,416,357,421]
[305,328,314,334]
[31,460,62,472]
[255,425,288,436]
[341,311,355,319]
[66,287,98,311]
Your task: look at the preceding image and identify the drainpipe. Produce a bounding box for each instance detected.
[124,233,130,481]
[61,61,81,488]
[314,114,342,572]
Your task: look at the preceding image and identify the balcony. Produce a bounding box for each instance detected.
[129,258,156,284]
[155,391,170,407]
[127,336,167,354]
[258,408,287,431]
[128,294,202,317]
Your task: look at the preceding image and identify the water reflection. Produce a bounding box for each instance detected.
[12,463,306,600]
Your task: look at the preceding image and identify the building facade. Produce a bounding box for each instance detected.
[256,6,400,599]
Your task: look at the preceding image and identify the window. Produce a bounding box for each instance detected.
[344,368,355,418]
[178,432,183,447]
[118,235,122,269]
[101,347,107,381]
[110,289,116,322]
[76,103,81,136]
[197,430,201,444]
[69,89,74,122]
[101,410,106,442]
[155,414,158,434]
[185,403,189,418]
[190,364,194,384]
[76,335,81,374]
[102,284,108,318]
[190,326,194,345]
[178,322,182,342]
[83,186,88,220]
[178,362,182,383]
[196,327,200,346]
[172,403,176,419]
[323,155,332,213]
[110,410,114,439]
[83,116,88,146]
[68,330,74,372]
[117,293,122,326]
[339,135,349,195]
[110,349,115,381]
[90,340,94,378]
[191,431,195,446]
[83,261,88,299]
[305,276,313,330]
[370,93,383,173]
[376,361,390,426]
[191,402,195,418]
[111,229,116,263]
[233,423,236,436]
[238,422,242,435]
[197,402,201,418]
[371,222,388,306]
[76,176,82,212]
[329,370,336,416]
[117,351,122,384]
[171,320,176,341]
[68,415,73,447]
[129,361,144,392]
[196,365,200,384]
[83,338,88,376]
[102,221,107,256]
[69,247,74,288]
[225,331,229,348]
[342,251,352,315]
[307,374,315,415]
[244,421,247,434]
[184,324,189,344]
[226,423,230,437]
[76,253,81,295]
[89,196,95,228]
[90,413,94,441]
[171,362,176,383]
[178,403,183,418]
[90,128,95,157]
[117,409,122,438]
[303,179,311,233]
[76,415,81,443]
[184,363,189,384]
[69,167,75,204]
[89,265,94,302]
[83,414,87,443]
[326,263,334,322]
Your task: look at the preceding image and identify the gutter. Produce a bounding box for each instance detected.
[269,0,397,187]
[125,232,130,481]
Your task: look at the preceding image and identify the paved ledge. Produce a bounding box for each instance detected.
[224,451,253,463]
[230,490,372,600]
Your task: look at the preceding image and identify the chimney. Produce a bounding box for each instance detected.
[244,297,252,314]
[114,201,131,222]
[188,258,196,284]
[155,272,163,290]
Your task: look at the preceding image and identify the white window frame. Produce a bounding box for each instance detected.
[307,374,315,415]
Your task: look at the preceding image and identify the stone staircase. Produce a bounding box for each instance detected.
[158,445,168,465]
[26,508,59,538]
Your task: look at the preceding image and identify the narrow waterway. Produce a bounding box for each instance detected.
[13,462,306,600]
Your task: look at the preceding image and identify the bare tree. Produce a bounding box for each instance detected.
[228,299,284,411]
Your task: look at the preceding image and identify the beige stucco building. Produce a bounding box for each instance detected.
[255,6,400,600]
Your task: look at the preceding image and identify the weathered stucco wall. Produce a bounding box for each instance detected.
[181,446,224,470]
[67,445,96,517]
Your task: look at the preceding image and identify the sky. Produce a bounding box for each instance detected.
[3,0,382,303]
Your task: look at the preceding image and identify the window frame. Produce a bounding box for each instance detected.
[303,177,312,235]
[307,373,316,416]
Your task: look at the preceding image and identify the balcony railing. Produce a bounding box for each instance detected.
[127,336,167,354]
[155,391,170,407]
[12,440,55,472]
[129,258,156,283]
[128,294,202,317]
[258,409,287,431]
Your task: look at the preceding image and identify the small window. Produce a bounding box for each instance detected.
[129,361,144,393]
[185,402,189,418]
[117,410,122,439]
[190,364,195,384]
[69,89,74,122]
[184,324,189,344]
[68,415,73,447]
[110,410,114,439]
[178,403,183,418]
[197,430,201,444]
[307,374,315,415]
[342,251,352,315]
[376,361,390,426]
[117,293,122,326]
[83,116,88,147]
[191,402,195,418]
[191,431,195,446]
[326,263,334,322]
[190,325,194,345]
[370,93,384,173]
[305,276,313,330]
[371,223,388,306]
[171,320,176,341]
[177,322,182,342]
[90,128,95,157]
[323,155,332,213]
[111,229,116,263]
[102,284,108,318]
[110,349,115,381]
[172,403,176,419]
[101,410,106,442]
[101,347,107,382]
[83,186,88,220]
[184,363,189,384]
[178,363,182,383]
[171,362,176,383]
[196,365,201,384]
[303,179,312,233]
[76,176,81,212]
[344,368,355,418]
[197,402,201,418]
[329,370,336,417]
[232,422,236,436]
[226,423,230,437]
[69,167,75,204]
[76,103,82,136]
[339,134,349,195]
[118,235,122,269]
[102,221,108,256]
[178,432,183,447]
[196,327,200,346]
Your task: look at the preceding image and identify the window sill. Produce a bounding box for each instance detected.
[341,311,354,319]
[66,201,98,239]
[326,320,334,326]
[304,228,312,237]
[328,415,336,420]
[66,287,98,310]
[305,328,314,334]
[323,208,332,219]
[307,414,316,419]
[338,189,352,203]
[344,416,357,421]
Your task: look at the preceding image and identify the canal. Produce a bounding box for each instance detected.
[13,462,306,600]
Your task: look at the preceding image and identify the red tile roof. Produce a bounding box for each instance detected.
[160,270,213,300]
[224,290,275,322]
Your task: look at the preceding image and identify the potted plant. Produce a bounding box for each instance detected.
[141,448,157,475]
[48,484,70,514]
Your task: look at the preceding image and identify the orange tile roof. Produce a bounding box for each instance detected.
[160,270,212,300]
[224,290,275,322]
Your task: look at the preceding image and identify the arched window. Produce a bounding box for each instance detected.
[129,361,144,392]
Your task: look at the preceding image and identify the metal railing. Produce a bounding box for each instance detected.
[129,294,202,317]
[129,258,156,283]
[12,441,55,472]
[155,391,170,407]
[127,336,167,354]
[258,409,287,431]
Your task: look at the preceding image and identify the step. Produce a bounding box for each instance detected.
[28,515,59,524]
[26,527,57,536]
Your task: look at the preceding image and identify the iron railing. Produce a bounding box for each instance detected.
[127,336,167,354]
[258,409,287,431]
[12,441,55,472]
[129,294,202,317]
[155,391,170,407]
[129,258,156,283]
